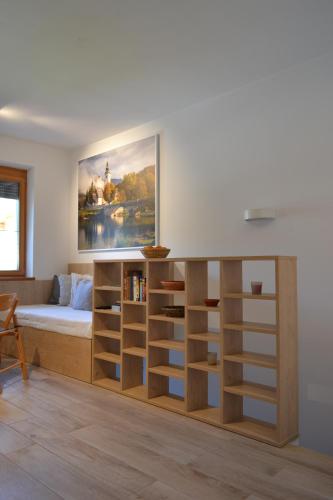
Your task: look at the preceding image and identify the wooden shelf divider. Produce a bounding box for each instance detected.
[224,381,277,404]
[123,347,146,358]
[223,321,277,334]
[92,256,298,447]
[123,322,146,332]
[149,339,185,351]
[149,314,185,325]
[94,352,121,364]
[224,351,277,368]
[149,364,185,379]
[188,360,221,374]
[188,332,220,343]
[94,330,121,340]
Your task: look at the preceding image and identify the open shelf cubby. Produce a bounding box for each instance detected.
[92,256,298,447]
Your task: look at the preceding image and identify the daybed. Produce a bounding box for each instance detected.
[0,264,93,383]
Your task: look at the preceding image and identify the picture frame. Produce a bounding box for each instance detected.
[78,135,159,252]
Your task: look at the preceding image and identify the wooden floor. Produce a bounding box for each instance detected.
[0,362,332,500]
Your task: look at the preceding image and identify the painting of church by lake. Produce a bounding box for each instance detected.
[78,135,158,251]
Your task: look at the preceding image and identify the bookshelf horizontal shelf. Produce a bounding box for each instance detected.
[123,300,146,306]
[94,285,121,292]
[188,332,221,343]
[223,321,277,334]
[223,417,278,445]
[123,347,146,358]
[188,360,221,374]
[189,407,221,425]
[94,330,121,340]
[123,322,146,332]
[149,364,185,379]
[94,352,121,364]
[188,305,222,312]
[149,394,185,413]
[94,378,121,392]
[224,351,277,369]
[224,381,277,404]
[223,292,276,300]
[94,309,121,317]
[149,339,185,351]
[123,384,147,400]
[149,288,185,295]
[149,314,185,325]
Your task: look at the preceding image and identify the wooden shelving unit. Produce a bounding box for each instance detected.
[92,256,298,447]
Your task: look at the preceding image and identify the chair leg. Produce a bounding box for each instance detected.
[15,329,28,381]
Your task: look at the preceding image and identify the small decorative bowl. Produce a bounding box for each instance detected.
[161,280,185,291]
[161,306,185,318]
[204,298,220,307]
[140,246,170,259]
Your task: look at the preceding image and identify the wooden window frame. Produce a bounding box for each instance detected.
[0,166,27,278]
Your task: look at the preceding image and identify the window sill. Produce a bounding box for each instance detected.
[0,277,35,281]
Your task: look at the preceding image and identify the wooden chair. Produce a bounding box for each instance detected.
[0,293,28,394]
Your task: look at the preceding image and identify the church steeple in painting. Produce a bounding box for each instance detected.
[105,162,111,183]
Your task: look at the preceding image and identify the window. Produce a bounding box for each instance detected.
[0,166,27,277]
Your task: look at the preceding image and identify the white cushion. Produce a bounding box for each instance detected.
[72,279,93,311]
[70,272,92,307]
[15,305,92,338]
[58,274,72,306]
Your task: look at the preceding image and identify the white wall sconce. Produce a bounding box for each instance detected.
[244,208,276,221]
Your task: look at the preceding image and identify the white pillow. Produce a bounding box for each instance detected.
[70,272,92,307]
[72,279,93,311]
[58,274,72,306]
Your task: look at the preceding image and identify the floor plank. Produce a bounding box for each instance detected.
[0,453,60,500]
[0,422,32,454]
[7,444,132,500]
[0,360,332,500]
[10,419,154,496]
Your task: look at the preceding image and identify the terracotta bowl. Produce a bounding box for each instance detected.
[204,298,220,307]
[140,246,170,259]
[160,280,185,291]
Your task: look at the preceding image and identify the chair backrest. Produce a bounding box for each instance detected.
[0,293,18,330]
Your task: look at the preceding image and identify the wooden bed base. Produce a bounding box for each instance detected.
[0,263,93,383]
[1,327,92,383]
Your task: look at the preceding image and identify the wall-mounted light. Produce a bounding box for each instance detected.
[244,208,276,221]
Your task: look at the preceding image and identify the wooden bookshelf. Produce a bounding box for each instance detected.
[92,256,298,447]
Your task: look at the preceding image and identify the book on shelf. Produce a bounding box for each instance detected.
[111,301,121,312]
[124,271,146,302]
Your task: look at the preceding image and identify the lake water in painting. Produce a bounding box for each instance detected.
[78,211,155,250]
[78,136,157,251]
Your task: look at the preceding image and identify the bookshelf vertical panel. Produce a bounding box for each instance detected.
[221,260,243,424]
[187,369,208,411]
[276,257,298,443]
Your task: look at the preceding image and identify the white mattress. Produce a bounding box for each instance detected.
[15,305,92,339]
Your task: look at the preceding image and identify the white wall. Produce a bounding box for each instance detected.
[70,51,333,455]
[0,135,71,279]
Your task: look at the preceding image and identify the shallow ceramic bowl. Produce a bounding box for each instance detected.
[140,247,170,259]
[161,306,185,317]
[204,298,220,307]
[160,280,185,291]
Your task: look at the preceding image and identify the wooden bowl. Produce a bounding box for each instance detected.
[204,298,220,307]
[160,280,185,291]
[140,246,170,259]
[161,306,185,318]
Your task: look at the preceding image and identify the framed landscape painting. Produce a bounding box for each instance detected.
[78,135,159,251]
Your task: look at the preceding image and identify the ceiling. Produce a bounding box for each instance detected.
[1,0,333,148]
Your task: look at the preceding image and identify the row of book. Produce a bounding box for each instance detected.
[124,271,147,302]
